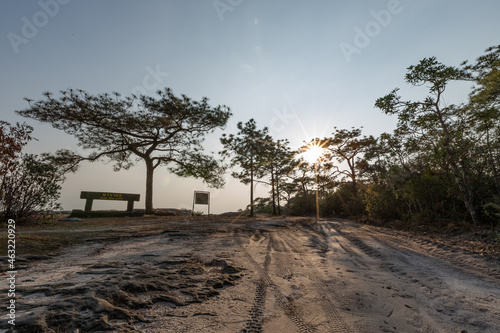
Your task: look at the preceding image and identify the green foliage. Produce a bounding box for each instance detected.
[261,138,294,215]
[287,192,315,216]
[1,154,63,223]
[327,127,376,191]
[1,121,63,223]
[13,47,500,228]
[220,119,269,183]
[463,45,500,108]
[375,55,480,224]
[0,121,33,198]
[364,183,401,220]
[220,119,271,216]
[359,46,500,226]
[215,46,500,228]
[321,183,365,218]
[482,202,500,227]
[251,197,274,215]
[483,202,500,218]
[17,88,231,213]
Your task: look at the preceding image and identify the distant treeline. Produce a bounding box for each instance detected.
[246,46,500,228]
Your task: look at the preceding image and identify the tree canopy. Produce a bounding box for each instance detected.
[1,121,62,222]
[220,119,270,216]
[18,88,232,213]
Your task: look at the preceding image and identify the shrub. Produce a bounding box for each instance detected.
[1,121,63,223]
[1,154,63,223]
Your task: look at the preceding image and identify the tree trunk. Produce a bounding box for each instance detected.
[348,157,358,196]
[455,160,478,225]
[271,167,276,215]
[315,162,320,223]
[250,157,254,217]
[486,129,500,195]
[145,158,154,214]
[435,103,478,225]
[277,180,281,215]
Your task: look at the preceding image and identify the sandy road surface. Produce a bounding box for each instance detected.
[3,217,499,332]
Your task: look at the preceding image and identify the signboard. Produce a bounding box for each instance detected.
[98,193,124,200]
[195,192,209,205]
[192,191,210,215]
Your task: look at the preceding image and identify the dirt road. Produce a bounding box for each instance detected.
[5,217,500,332]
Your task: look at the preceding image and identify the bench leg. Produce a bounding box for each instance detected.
[127,201,134,212]
[84,199,93,212]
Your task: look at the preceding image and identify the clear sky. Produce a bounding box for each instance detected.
[1,0,499,213]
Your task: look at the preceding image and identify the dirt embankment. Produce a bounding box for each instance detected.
[358,217,500,259]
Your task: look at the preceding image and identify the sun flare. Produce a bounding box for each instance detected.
[300,143,326,164]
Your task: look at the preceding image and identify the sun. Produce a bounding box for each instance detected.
[299,142,327,164]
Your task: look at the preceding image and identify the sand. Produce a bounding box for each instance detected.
[2,217,499,332]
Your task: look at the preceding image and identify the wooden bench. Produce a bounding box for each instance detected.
[80,191,140,212]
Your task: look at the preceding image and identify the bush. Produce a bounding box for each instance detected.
[321,184,365,218]
[364,183,402,220]
[251,197,274,215]
[482,202,500,228]
[287,192,315,216]
[1,154,63,223]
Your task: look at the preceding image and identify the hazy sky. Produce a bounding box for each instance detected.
[2,0,500,213]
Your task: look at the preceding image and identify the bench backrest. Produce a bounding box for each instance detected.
[80,191,140,201]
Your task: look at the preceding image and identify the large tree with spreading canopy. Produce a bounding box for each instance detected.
[17,88,232,214]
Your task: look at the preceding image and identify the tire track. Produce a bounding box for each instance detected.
[239,233,272,333]
[284,220,500,333]
[323,221,500,330]
[236,232,317,333]
[277,229,353,333]
[317,224,369,270]
[364,225,500,282]
[329,220,500,282]
[326,223,384,260]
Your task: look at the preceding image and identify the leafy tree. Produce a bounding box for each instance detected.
[277,180,299,212]
[327,127,376,194]
[260,137,294,215]
[464,46,500,196]
[1,121,62,222]
[464,45,500,108]
[1,121,33,216]
[2,154,63,222]
[0,121,32,162]
[1,121,32,186]
[17,88,231,214]
[220,119,270,216]
[375,57,479,224]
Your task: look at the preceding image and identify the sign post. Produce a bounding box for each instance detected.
[192,191,210,215]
